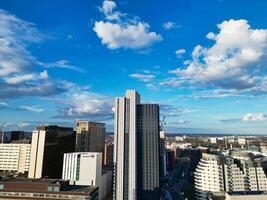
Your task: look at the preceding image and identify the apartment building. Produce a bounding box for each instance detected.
[194,151,267,200]
[0,143,31,173]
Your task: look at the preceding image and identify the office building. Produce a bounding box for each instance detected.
[113,90,160,200]
[194,151,267,200]
[104,141,114,167]
[28,125,75,179]
[159,131,167,177]
[0,143,31,173]
[75,121,105,154]
[0,178,98,200]
[62,152,112,200]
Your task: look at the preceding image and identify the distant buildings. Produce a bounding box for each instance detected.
[195,151,267,200]
[28,125,75,179]
[113,90,160,200]
[1,131,30,143]
[0,143,31,173]
[62,152,112,200]
[75,121,105,155]
[0,178,98,200]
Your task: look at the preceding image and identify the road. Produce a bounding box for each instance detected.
[162,158,192,200]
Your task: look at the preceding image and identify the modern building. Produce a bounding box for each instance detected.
[0,143,31,173]
[75,121,106,154]
[113,90,160,200]
[62,152,112,200]
[0,178,98,200]
[104,141,114,167]
[28,125,75,179]
[194,151,267,200]
[159,131,167,177]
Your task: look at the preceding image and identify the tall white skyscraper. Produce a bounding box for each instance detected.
[114,90,140,200]
[113,90,160,200]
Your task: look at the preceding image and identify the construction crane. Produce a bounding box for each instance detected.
[160,116,166,131]
[0,122,6,143]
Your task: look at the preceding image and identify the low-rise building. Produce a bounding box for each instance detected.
[0,178,98,200]
[0,143,31,173]
[62,152,112,200]
[225,191,267,200]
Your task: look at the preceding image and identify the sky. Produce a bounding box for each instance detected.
[1,0,267,134]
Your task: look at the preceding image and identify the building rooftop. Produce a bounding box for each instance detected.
[227,191,267,196]
[0,178,98,195]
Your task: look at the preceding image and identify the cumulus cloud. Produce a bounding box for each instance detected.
[175,48,186,58]
[243,113,267,122]
[54,91,113,120]
[170,19,267,95]
[163,21,176,30]
[93,0,162,49]
[130,73,155,82]
[220,113,267,123]
[100,0,122,20]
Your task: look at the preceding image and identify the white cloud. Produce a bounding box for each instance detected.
[5,70,49,84]
[101,0,121,20]
[159,78,185,88]
[94,21,162,49]
[175,48,186,58]
[20,106,44,113]
[170,19,267,94]
[163,21,176,30]
[160,104,196,118]
[172,120,190,125]
[243,113,267,122]
[0,102,8,107]
[42,60,86,73]
[55,91,113,120]
[94,1,162,49]
[0,9,41,76]
[130,73,155,82]
[17,122,31,128]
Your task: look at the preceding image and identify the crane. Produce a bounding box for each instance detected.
[160,116,166,131]
[0,122,6,143]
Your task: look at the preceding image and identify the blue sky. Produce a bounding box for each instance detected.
[1,0,267,134]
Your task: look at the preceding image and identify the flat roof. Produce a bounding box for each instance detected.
[227,191,267,196]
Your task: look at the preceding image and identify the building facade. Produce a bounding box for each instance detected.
[136,104,160,200]
[194,152,267,200]
[104,141,114,167]
[75,121,106,154]
[0,179,98,200]
[62,152,112,200]
[0,143,31,173]
[28,125,75,179]
[113,90,160,200]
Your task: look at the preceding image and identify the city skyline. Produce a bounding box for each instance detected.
[1,0,267,134]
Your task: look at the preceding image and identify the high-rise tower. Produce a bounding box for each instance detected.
[113,90,160,200]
